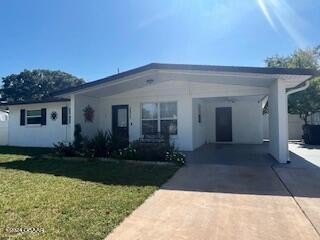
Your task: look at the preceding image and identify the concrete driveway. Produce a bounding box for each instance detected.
[275,142,320,235]
[106,143,320,240]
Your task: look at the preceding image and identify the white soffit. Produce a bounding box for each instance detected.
[60,68,312,98]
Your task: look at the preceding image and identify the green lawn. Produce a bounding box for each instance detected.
[0,146,178,240]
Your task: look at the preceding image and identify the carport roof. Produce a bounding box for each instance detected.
[53,63,318,96]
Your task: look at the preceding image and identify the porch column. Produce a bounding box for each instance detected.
[268,79,289,163]
[70,94,76,142]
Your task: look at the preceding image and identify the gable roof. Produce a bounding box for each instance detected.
[52,63,318,97]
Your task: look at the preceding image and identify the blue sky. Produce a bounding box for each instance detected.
[0,0,319,82]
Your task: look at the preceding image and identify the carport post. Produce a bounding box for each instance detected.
[70,94,76,143]
[268,79,289,163]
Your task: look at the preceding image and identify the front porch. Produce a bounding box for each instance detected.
[68,90,289,163]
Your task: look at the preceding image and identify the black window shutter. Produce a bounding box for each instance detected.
[41,108,47,125]
[20,109,25,126]
[62,107,68,125]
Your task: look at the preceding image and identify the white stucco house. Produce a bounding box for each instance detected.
[5,63,316,163]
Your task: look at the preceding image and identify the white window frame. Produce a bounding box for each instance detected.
[141,101,177,135]
[26,109,42,126]
[141,102,158,135]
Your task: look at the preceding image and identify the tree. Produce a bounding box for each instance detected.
[265,46,320,124]
[288,79,320,124]
[1,69,85,102]
[265,46,320,69]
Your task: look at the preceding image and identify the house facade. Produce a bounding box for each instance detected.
[6,63,315,163]
[8,99,71,147]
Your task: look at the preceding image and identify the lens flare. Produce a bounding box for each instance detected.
[256,0,308,47]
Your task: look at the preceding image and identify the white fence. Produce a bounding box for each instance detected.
[310,112,320,125]
[263,113,305,140]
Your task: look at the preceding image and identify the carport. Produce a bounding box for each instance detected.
[186,67,315,163]
[186,143,274,166]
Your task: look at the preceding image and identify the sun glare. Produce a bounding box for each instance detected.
[257,0,276,29]
[256,0,308,47]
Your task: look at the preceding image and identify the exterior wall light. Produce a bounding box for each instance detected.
[146,79,154,85]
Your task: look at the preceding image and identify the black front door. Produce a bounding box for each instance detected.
[112,105,129,144]
[216,107,232,142]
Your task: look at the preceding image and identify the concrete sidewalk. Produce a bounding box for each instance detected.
[105,144,320,240]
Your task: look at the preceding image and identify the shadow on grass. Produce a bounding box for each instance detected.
[0,146,53,156]
[0,156,178,187]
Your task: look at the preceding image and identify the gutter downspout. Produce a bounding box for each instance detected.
[286,80,310,96]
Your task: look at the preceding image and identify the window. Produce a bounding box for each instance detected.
[68,108,71,124]
[160,102,177,135]
[62,107,68,125]
[141,103,158,135]
[26,110,41,125]
[117,108,128,127]
[141,102,177,135]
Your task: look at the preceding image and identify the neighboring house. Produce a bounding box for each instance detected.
[0,110,9,145]
[4,63,316,163]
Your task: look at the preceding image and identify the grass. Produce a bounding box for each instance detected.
[0,146,178,240]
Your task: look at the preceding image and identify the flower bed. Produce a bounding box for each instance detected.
[54,125,186,165]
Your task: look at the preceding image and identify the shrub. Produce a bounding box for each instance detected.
[54,124,84,157]
[165,151,186,165]
[134,142,168,162]
[81,137,95,158]
[87,130,109,157]
[53,142,76,157]
[80,130,126,158]
[107,131,128,153]
[73,124,83,151]
[111,144,138,160]
[53,127,186,165]
[112,141,186,165]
